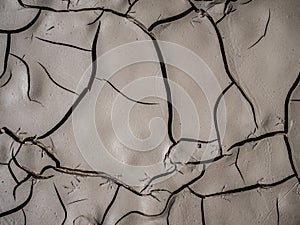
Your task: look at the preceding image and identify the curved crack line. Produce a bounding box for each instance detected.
[0,10,41,34]
[284,72,300,133]
[35,36,92,52]
[185,154,228,165]
[0,179,34,218]
[216,8,237,24]
[10,53,42,105]
[283,135,300,182]
[164,136,219,165]
[38,62,78,95]
[140,166,177,193]
[0,33,11,79]
[22,209,27,225]
[99,185,121,225]
[126,0,140,15]
[6,141,19,185]
[66,198,88,206]
[1,70,12,88]
[213,82,234,155]
[8,158,19,184]
[148,6,196,31]
[276,197,280,225]
[96,78,158,105]
[201,198,206,225]
[178,137,218,144]
[166,197,175,225]
[261,182,298,224]
[227,130,285,152]
[87,11,105,26]
[11,143,53,180]
[248,9,271,49]
[240,0,253,5]
[189,174,295,198]
[13,174,31,200]
[53,183,67,225]
[234,148,245,184]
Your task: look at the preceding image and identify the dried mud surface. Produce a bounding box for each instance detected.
[0,0,300,225]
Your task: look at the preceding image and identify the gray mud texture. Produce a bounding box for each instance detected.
[0,0,300,225]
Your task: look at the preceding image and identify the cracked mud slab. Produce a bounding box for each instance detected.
[0,0,300,224]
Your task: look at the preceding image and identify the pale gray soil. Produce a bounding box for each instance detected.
[0,0,300,225]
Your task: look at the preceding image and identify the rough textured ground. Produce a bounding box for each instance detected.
[0,0,300,224]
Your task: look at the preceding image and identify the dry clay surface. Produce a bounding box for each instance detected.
[0,0,300,225]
